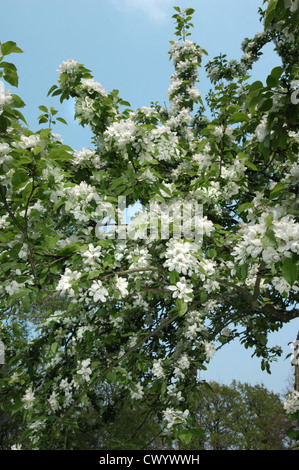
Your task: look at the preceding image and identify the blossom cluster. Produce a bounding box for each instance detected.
[283,390,299,415]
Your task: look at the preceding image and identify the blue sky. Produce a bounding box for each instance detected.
[1,0,298,395]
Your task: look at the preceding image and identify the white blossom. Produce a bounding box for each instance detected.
[152,359,165,379]
[89,280,109,302]
[22,387,35,409]
[77,358,92,382]
[130,382,144,400]
[80,78,108,97]
[168,277,193,302]
[56,268,81,298]
[115,276,129,297]
[283,390,299,415]
[0,81,13,114]
[162,408,189,430]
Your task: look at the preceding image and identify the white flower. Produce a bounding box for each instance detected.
[285,0,299,12]
[56,268,81,298]
[174,353,190,379]
[82,243,102,265]
[13,134,41,150]
[11,444,22,450]
[76,326,92,341]
[152,359,165,379]
[18,244,28,260]
[75,96,95,122]
[48,390,59,413]
[162,407,189,429]
[202,341,216,360]
[80,78,108,97]
[77,358,92,382]
[138,168,157,183]
[89,280,109,302]
[283,390,299,415]
[128,334,138,348]
[57,58,79,78]
[163,239,200,277]
[5,280,25,296]
[22,387,35,409]
[167,384,185,402]
[212,125,234,141]
[72,147,97,166]
[104,120,137,150]
[169,277,193,302]
[115,276,129,297]
[255,116,268,142]
[0,214,10,229]
[0,142,10,155]
[130,382,144,400]
[0,81,13,113]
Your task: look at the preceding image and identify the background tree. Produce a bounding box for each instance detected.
[196,381,292,450]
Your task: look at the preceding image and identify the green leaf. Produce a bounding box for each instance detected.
[244,160,258,171]
[257,98,273,112]
[161,379,167,395]
[200,290,208,303]
[282,258,297,286]
[51,342,59,355]
[178,430,193,446]
[249,81,264,92]
[109,176,128,191]
[38,105,48,113]
[159,183,172,196]
[47,84,58,97]
[20,428,34,443]
[48,148,72,161]
[39,128,52,139]
[11,401,24,417]
[176,298,188,316]
[266,66,283,88]
[209,162,220,177]
[257,334,268,346]
[265,212,274,228]
[11,94,25,108]
[228,112,250,124]
[106,371,117,383]
[169,270,180,285]
[270,182,285,199]
[56,117,68,125]
[237,202,254,214]
[236,263,248,281]
[262,229,276,246]
[286,427,299,441]
[2,62,19,87]
[39,115,48,124]
[192,427,206,440]
[185,8,195,15]
[12,322,22,337]
[11,169,29,190]
[1,41,23,56]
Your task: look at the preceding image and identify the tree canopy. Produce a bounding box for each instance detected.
[0,0,298,450]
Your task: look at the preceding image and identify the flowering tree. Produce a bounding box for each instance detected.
[0,0,298,450]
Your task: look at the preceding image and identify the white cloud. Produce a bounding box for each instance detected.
[113,0,172,21]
